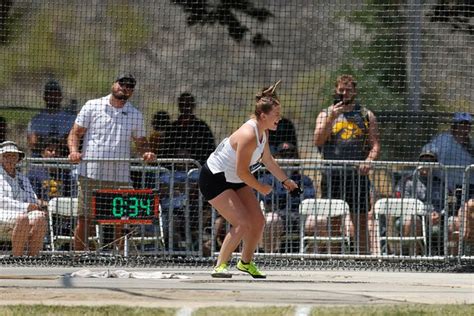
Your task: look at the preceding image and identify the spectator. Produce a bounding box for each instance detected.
[313,74,381,254]
[0,141,47,256]
[0,116,6,143]
[268,117,298,156]
[162,92,216,166]
[28,137,76,201]
[421,112,474,254]
[259,142,315,253]
[27,79,76,157]
[149,110,171,158]
[67,74,156,251]
[393,150,448,255]
[422,112,473,192]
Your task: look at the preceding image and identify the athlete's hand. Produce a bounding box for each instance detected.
[257,183,272,196]
[282,179,302,198]
[282,179,298,191]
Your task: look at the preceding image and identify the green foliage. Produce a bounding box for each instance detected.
[0,109,38,126]
[349,1,407,97]
[310,304,474,316]
[0,305,175,316]
[0,4,112,96]
[106,2,152,53]
[0,2,152,99]
[195,306,294,316]
[0,304,471,316]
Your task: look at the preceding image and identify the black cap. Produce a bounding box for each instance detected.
[115,73,136,85]
[44,79,62,94]
[418,149,437,161]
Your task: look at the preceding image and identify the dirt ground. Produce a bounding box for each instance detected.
[0,267,472,308]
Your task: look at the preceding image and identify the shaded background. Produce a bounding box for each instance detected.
[0,0,472,160]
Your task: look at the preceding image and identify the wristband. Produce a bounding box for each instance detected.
[281,178,290,185]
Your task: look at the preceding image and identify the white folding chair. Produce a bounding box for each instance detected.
[48,197,100,251]
[374,198,427,256]
[48,197,77,251]
[299,198,351,253]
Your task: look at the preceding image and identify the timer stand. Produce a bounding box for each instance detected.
[92,188,160,256]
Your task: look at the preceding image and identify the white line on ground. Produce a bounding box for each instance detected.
[176,307,194,316]
[295,305,311,316]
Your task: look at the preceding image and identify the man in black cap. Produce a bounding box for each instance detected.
[27,79,76,157]
[68,74,155,251]
[161,92,215,166]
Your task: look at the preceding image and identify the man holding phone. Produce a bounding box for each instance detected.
[312,74,380,254]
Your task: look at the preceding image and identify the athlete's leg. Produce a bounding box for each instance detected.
[208,189,252,266]
[235,186,265,263]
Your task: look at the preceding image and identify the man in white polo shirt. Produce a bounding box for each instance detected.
[68,74,156,251]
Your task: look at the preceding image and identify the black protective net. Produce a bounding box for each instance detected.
[0,1,472,270]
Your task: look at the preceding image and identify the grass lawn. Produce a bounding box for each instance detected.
[0,304,472,316]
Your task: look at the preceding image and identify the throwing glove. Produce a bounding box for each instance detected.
[290,186,303,198]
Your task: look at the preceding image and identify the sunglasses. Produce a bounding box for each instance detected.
[118,80,136,89]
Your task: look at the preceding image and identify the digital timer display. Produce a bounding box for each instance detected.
[92,189,159,224]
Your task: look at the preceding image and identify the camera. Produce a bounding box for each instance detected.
[334,94,349,105]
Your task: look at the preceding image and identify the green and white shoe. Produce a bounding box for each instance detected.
[211,263,232,278]
[236,260,266,279]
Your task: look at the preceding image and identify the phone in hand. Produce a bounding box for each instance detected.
[333,93,344,105]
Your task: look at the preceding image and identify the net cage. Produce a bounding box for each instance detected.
[0,0,472,271]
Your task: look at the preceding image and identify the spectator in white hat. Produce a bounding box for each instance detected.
[0,141,47,256]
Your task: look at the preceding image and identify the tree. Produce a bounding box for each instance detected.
[172,0,273,47]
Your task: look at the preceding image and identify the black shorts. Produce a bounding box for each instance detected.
[321,169,370,214]
[199,163,247,201]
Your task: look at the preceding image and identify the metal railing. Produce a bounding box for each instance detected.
[1,158,472,261]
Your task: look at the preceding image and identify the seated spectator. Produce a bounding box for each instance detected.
[259,142,315,252]
[161,92,216,166]
[27,79,76,157]
[268,116,298,156]
[0,141,47,256]
[0,116,6,143]
[392,150,448,255]
[421,112,473,254]
[28,137,77,201]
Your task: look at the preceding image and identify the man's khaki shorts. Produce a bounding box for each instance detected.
[77,176,130,217]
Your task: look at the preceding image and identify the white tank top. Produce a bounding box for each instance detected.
[207,119,266,183]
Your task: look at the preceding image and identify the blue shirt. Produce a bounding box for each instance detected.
[27,109,76,138]
[422,132,474,191]
[258,172,315,214]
